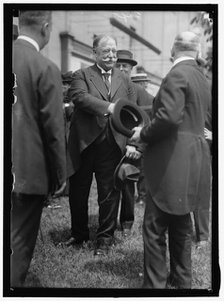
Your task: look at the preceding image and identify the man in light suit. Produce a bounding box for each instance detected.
[131,31,211,288]
[66,35,136,255]
[11,11,66,287]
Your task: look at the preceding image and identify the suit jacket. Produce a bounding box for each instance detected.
[67,64,136,176]
[12,39,66,195]
[140,60,211,215]
[134,82,154,116]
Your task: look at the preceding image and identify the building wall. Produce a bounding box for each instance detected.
[14,10,208,83]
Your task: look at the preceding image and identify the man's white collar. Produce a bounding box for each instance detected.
[18,35,40,52]
[97,64,112,74]
[173,56,195,67]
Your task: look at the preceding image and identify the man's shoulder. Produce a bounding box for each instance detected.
[73,64,96,76]
[134,82,153,97]
[32,52,60,77]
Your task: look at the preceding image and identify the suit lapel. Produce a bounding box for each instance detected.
[111,68,122,100]
[89,65,109,100]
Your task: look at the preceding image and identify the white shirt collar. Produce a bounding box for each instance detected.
[173,56,195,67]
[97,64,112,74]
[18,35,40,52]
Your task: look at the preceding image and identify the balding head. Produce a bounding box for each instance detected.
[171,31,200,60]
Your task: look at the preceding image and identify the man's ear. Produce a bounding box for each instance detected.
[41,22,49,37]
[93,49,97,58]
[170,46,175,61]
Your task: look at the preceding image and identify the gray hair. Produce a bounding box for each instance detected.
[93,34,117,50]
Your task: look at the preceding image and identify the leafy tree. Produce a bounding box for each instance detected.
[190,12,213,74]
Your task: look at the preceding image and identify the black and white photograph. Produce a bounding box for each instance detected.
[3,2,220,298]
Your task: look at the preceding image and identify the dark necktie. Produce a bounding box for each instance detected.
[102,73,111,94]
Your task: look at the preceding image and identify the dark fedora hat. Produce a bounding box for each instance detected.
[116,50,138,66]
[113,156,140,190]
[111,98,149,138]
[131,73,151,83]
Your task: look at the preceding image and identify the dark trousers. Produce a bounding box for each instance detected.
[143,193,192,289]
[137,158,147,202]
[10,192,44,287]
[193,209,210,242]
[69,137,121,244]
[120,180,135,230]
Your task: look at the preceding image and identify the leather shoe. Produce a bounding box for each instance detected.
[122,228,132,237]
[94,240,111,256]
[62,236,89,247]
[94,247,108,256]
[135,196,145,205]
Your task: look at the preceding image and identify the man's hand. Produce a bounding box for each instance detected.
[125,145,142,160]
[204,128,212,141]
[107,103,115,114]
[130,127,142,143]
[53,181,66,197]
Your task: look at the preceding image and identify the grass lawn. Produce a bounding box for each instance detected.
[24,177,212,292]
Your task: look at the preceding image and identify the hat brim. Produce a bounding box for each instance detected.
[132,79,151,83]
[113,156,140,190]
[117,58,138,66]
[111,98,149,138]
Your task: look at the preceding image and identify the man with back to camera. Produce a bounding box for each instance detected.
[131,31,211,288]
[115,50,154,236]
[11,10,66,287]
[66,35,137,255]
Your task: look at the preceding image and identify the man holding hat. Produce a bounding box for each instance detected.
[115,50,154,236]
[131,31,211,288]
[66,35,137,256]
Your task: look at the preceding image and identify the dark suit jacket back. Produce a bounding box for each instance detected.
[12,39,66,195]
[141,60,211,215]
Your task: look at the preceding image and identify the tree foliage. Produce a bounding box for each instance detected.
[190,12,213,73]
[190,11,213,42]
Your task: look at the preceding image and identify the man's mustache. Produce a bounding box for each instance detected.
[102,58,117,62]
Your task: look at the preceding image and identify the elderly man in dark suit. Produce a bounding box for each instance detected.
[131,31,211,288]
[66,35,136,255]
[115,50,154,236]
[131,72,154,206]
[11,11,66,287]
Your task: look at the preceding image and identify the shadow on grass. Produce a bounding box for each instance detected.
[25,272,42,287]
[48,213,99,245]
[48,228,71,245]
[83,249,143,280]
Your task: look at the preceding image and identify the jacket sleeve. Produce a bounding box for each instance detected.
[127,76,137,104]
[68,69,110,116]
[140,69,186,145]
[38,62,67,190]
[126,82,149,152]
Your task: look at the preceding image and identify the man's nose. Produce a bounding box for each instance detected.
[108,49,114,57]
